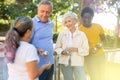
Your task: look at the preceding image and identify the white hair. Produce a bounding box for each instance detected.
[62,12,78,25]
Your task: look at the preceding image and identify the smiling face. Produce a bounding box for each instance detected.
[82,13,93,27]
[37,4,52,23]
[64,17,76,31]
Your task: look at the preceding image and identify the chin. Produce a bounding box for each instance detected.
[41,19,48,23]
[43,21,48,23]
[84,24,91,27]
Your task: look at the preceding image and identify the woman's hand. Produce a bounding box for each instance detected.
[96,43,102,48]
[61,47,78,55]
[0,42,4,51]
[44,62,51,70]
[66,47,78,53]
[61,49,69,55]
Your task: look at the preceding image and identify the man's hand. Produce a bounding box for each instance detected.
[37,49,48,58]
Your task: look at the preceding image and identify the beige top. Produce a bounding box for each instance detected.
[55,29,89,66]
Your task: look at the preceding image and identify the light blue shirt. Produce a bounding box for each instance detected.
[31,16,54,67]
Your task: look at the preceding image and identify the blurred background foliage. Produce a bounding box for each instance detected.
[0,0,120,48]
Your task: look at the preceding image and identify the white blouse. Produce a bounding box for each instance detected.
[55,29,89,66]
[7,41,39,80]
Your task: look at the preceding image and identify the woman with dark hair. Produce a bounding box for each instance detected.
[4,16,50,80]
[79,7,106,80]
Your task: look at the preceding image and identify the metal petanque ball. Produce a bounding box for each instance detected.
[42,51,49,56]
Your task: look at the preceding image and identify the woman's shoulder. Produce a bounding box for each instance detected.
[92,23,102,27]
[20,41,36,50]
[75,30,87,38]
[76,29,86,34]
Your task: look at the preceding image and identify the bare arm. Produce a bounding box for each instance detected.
[26,60,50,80]
[100,34,106,43]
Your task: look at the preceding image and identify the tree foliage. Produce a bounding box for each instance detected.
[0,0,74,24]
[0,0,119,31]
[3,3,36,19]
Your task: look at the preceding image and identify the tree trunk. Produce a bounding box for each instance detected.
[55,15,58,32]
[78,0,89,25]
[78,0,83,25]
[114,17,120,47]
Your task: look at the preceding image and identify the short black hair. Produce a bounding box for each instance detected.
[81,7,94,17]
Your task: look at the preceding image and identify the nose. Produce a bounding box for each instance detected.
[43,12,48,17]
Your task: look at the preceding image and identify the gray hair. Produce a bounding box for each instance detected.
[63,12,77,25]
[37,0,53,11]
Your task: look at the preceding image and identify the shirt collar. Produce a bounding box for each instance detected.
[35,16,51,24]
[65,29,79,36]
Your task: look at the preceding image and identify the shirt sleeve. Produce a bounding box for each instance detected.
[25,45,39,62]
[54,31,64,55]
[78,32,89,56]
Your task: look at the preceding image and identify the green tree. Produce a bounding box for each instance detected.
[0,1,37,27]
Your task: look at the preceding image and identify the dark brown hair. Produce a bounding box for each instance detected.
[4,16,33,63]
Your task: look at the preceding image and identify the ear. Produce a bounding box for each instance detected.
[25,29,31,36]
[27,29,32,33]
